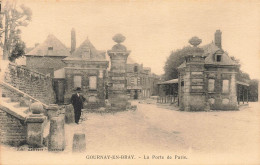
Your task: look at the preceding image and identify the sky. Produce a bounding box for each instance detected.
[15,0,260,79]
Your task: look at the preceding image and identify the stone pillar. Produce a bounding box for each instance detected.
[65,104,75,124]
[26,102,46,147]
[183,72,191,111]
[107,34,131,111]
[48,116,65,152]
[46,104,59,119]
[183,37,206,111]
[230,73,238,108]
[72,133,86,152]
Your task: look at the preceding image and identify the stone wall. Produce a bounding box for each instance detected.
[64,68,107,109]
[205,67,238,110]
[0,109,27,146]
[4,63,56,105]
[26,56,66,76]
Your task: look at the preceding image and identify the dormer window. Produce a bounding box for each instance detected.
[48,47,53,51]
[216,55,221,62]
[82,49,90,59]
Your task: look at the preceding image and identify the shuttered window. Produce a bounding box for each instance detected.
[89,76,97,90]
[222,80,229,93]
[208,79,215,92]
[73,76,82,88]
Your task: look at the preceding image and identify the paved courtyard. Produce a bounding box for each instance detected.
[1,101,260,165]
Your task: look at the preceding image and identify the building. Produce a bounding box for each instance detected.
[126,58,160,99]
[177,30,249,111]
[25,34,70,76]
[60,38,109,108]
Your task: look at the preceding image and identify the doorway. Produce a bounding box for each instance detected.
[134,90,138,99]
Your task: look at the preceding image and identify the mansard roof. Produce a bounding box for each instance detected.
[26,34,70,57]
[204,51,239,66]
[178,42,238,69]
[202,42,238,66]
[63,38,106,61]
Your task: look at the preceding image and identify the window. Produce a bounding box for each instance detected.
[82,49,90,59]
[208,79,215,92]
[73,76,82,88]
[134,66,138,72]
[89,76,97,90]
[48,47,53,50]
[222,80,229,93]
[217,55,222,62]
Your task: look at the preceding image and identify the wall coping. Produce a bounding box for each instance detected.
[0,80,48,108]
[8,62,50,78]
[0,103,27,121]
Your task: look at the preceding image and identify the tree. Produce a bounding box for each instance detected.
[248,79,258,102]
[163,46,194,80]
[9,39,25,62]
[230,56,251,81]
[0,1,32,61]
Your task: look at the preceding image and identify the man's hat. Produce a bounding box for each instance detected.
[74,87,82,92]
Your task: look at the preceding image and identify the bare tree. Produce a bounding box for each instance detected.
[0,1,32,60]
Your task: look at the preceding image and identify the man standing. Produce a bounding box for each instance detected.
[71,87,86,124]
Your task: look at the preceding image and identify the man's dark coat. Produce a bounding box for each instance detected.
[71,93,86,123]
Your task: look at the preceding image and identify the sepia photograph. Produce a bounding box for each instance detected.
[0,0,260,164]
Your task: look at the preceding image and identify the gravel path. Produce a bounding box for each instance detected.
[1,101,260,165]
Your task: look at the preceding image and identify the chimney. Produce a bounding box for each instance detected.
[215,30,222,49]
[71,28,76,54]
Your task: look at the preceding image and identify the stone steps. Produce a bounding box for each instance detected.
[1,96,30,114]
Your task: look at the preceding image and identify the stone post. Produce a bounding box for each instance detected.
[26,102,46,147]
[72,133,86,152]
[48,116,65,152]
[230,73,238,109]
[107,34,131,111]
[46,104,59,119]
[65,104,75,124]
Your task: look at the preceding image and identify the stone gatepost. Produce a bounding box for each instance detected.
[48,116,65,152]
[26,102,46,147]
[46,104,59,119]
[65,104,75,124]
[183,37,206,111]
[107,34,131,111]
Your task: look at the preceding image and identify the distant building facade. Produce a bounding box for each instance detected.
[126,58,160,99]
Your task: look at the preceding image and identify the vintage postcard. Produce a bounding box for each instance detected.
[0,0,260,164]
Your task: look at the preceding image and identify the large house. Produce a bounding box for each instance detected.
[157,30,249,111]
[178,30,248,111]
[61,38,109,108]
[25,34,70,76]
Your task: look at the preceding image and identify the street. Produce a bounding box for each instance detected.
[1,101,260,165]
